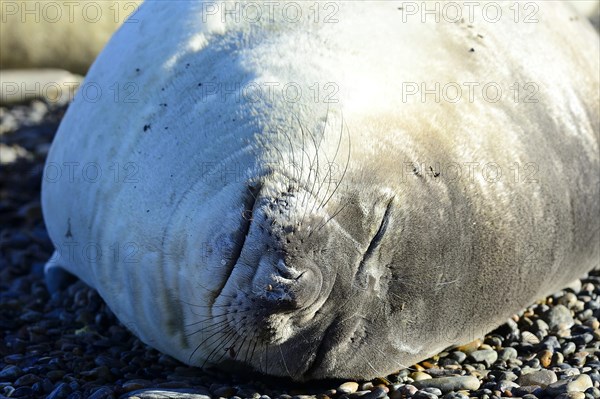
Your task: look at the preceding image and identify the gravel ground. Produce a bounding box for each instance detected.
[1,100,600,399]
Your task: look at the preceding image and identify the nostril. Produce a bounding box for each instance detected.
[261,283,298,310]
[265,284,290,300]
[253,253,321,312]
[276,259,303,280]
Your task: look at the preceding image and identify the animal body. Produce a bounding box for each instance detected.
[41,0,599,380]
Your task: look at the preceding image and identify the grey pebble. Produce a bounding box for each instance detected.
[10,386,33,397]
[399,385,418,396]
[123,389,212,398]
[346,391,370,398]
[572,333,595,346]
[421,387,442,396]
[441,393,468,399]
[546,374,594,396]
[564,368,583,377]
[469,349,498,367]
[513,385,543,397]
[413,392,437,399]
[361,382,374,391]
[543,335,562,350]
[498,371,518,382]
[498,347,518,361]
[412,376,480,393]
[496,380,519,393]
[579,309,594,321]
[438,358,459,368]
[449,351,467,363]
[88,387,114,399]
[13,373,40,387]
[559,293,579,308]
[564,342,578,356]
[518,369,558,387]
[545,304,575,331]
[46,383,71,399]
[360,387,387,399]
[0,366,22,382]
[533,319,550,335]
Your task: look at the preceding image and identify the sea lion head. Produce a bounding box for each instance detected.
[166,127,437,380]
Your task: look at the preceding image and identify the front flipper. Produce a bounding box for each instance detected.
[44,251,77,293]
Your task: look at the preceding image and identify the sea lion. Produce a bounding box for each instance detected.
[41,0,599,380]
[0,0,142,104]
[0,0,142,74]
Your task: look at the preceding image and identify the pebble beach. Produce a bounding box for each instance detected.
[1,100,600,399]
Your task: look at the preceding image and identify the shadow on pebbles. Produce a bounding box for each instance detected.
[1,100,600,399]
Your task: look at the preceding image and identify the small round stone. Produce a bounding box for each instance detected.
[360,387,387,399]
[410,372,433,381]
[469,350,498,368]
[546,374,593,396]
[538,349,554,368]
[544,305,575,331]
[421,387,443,396]
[554,351,566,366]
[0,366,23,382]
[449,351,467,363]
[518,370,558,388]
[413,392,437,399]
[400,385,418,396]
[584,387,600,398]
[498,347,518,361]
[338,382,359,395]
[412,376,480,393]
[564,342,578,356]
[442,393,468,399]
[46,383,71,399]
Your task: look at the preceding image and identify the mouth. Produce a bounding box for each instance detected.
[211,183,262,304]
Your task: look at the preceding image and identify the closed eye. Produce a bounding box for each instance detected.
[354,197,394,290]
[363,198,393,260]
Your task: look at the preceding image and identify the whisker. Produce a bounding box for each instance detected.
[201,328,237,368]
[188,325,232,363]
[318,106,344,211]
[315,114,351,217]
[279,344,292,378]
[184,307,255,327]
[186,318,230,336]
